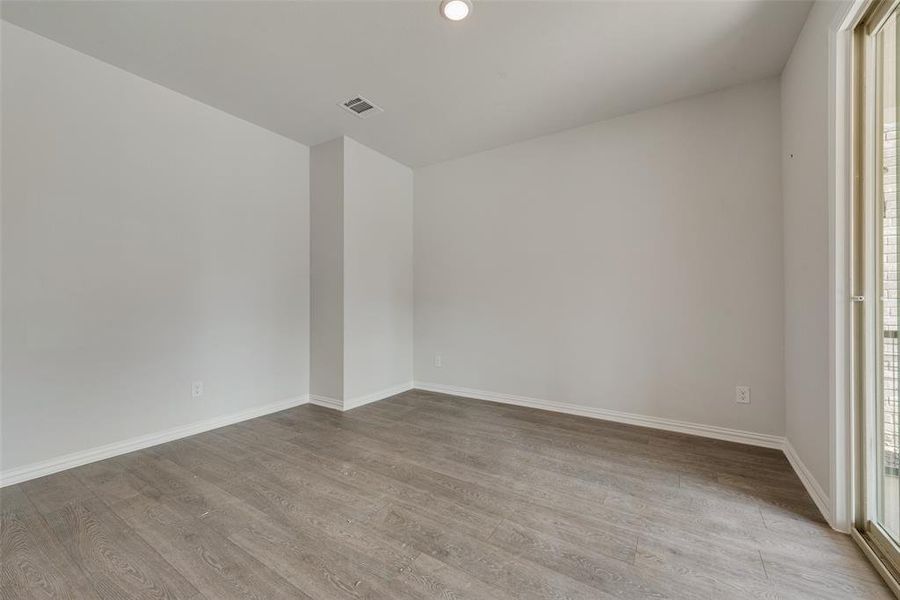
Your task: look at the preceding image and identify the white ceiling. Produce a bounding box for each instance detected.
[1,1,812,167]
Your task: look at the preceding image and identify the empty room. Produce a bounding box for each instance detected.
[5,0,900,598]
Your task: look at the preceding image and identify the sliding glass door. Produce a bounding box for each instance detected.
[876,6,900,553]
[858,0,900,575]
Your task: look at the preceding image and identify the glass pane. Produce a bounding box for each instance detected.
[877,9,900,545]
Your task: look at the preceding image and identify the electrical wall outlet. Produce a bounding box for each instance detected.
[434,354,443,368]
[192,381,204,398]
[736,385,750,404]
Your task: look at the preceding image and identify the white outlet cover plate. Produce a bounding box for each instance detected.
[736,385,750,404]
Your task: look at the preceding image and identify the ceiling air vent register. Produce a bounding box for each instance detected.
[339,96,383,119]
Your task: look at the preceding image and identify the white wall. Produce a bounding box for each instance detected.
[308,136,414,406]
[415,78,785,436]
[342,138,414,401]
[1,23,311,473]
[310,138,344,401]
[781,0,845,503]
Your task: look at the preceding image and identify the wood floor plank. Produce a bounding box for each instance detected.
[289,412,766,552]
[216,426,505,541]
[487,517,728,600]
[19,472,96,515]
[70,458,150,507]
[395,553,520,600]
[223,503,423,600]
[41,496,198,599]
[1,486,101,600]
[110,494,311,600]
[1,390,892,599]
[763,556,895,600]
[633,531,777,599]
[373,502,620,600]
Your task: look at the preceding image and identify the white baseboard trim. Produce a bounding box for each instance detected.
[0,394,309,488]
[2,380,838,531]
[344,381,415,411]
[310,382,415,411]
[309,395,343,411]
[414,381,841,529]
[414,381,785,449]
[783,439,834,529]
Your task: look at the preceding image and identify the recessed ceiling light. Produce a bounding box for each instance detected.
[441,0,472,21]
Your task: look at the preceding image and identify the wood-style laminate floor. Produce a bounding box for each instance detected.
[1,389,893,599]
